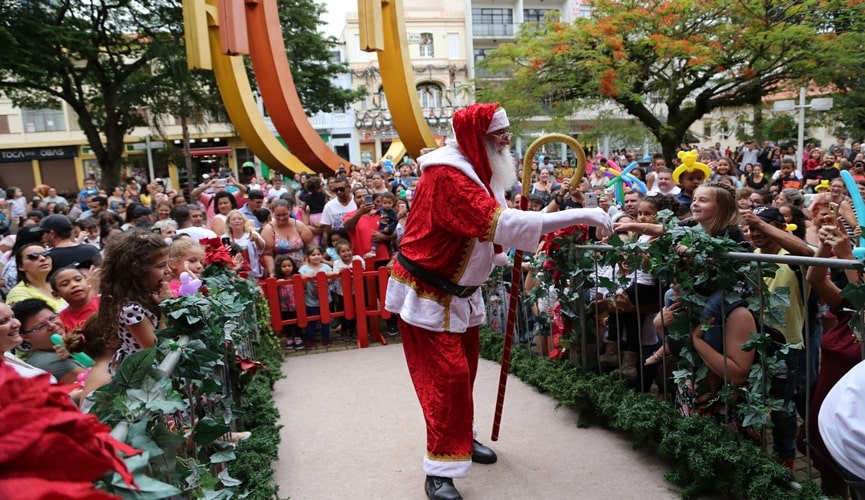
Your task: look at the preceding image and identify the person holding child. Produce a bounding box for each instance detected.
[344,188,395,264]
[366,192,398,259]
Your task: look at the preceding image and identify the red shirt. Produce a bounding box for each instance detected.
[344,210,390,262]
[58,296,100,333]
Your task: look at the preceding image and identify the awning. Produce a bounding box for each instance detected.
[188,147,232,157]
[382,139,406,163]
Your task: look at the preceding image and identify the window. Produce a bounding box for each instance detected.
[0,115,9,134]
[523,9,556,23]
[419,32,434,58]
[22,107,66,133]
[472,8,514,37]
[447,33,460,59]
[417,83,442,109]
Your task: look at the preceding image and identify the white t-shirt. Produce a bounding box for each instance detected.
[177,226,218,243]
[320,198,357,234]
[819,359,865,480]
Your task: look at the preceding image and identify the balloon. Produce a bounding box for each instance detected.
[605,161,646,205]
[178,271,203,296]
[839,170,865,258]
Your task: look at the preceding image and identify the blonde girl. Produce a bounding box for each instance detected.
[168,238,206,297]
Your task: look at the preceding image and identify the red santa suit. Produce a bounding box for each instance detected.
[385,104,549,479]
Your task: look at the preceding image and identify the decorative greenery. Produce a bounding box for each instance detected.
[476,0,865,162]
[90,263,283,498]
[480,328,822,499]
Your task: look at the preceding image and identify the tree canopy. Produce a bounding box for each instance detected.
[476,0,865,162]
[0,0,363,190]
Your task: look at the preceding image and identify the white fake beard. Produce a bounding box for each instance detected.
[487,143,518,194]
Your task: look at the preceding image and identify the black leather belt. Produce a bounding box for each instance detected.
[397,252,479,299]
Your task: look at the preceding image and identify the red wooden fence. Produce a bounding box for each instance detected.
[260,258,393,348]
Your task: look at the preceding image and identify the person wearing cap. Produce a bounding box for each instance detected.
[741,205,813,471]
[385,103,612,500]
[39,214,102,273]
[124,202,155,230]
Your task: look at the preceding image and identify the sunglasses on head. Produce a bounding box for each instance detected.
[25,251,51,261]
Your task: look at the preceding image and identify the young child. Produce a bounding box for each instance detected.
[298,245,333,348]
[771,159,802,192]
[365,192,398,259]
[63,316,113,413]
[274,255,301,350]
[51,264,100,333]
[76,218,101,248]
[672,150,709,217]
[91,230,171,373]
[168,238,206,297]
[325,231,346,266]
[331,240,364,337]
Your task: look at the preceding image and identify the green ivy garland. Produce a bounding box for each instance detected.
[479,328,822,499]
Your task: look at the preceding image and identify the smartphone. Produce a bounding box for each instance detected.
[216,179,227,188]
[364,195,373,204]
[584,192,599,208]
[221,236,231,246]
[827,202,839,226]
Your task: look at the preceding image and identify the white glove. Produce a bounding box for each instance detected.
[540,207,613,237]
[581,208,614,238]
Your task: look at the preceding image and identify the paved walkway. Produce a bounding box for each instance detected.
[272,341,679,499]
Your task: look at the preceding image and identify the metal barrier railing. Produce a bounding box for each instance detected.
[482,243,865,484]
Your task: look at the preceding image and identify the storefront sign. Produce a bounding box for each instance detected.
[0,146,78,163]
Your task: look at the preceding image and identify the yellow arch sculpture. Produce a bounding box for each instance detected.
[360,0,437,158]
[183,0,310,175]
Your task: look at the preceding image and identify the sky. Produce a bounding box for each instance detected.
[319,1,343,37]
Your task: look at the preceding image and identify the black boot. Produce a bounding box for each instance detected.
[471,439,497,464]
[425,475,462,500]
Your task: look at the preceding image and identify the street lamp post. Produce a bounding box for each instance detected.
[772,87,833,172]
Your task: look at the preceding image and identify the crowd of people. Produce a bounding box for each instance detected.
[1,126,864,498]
[516,137,865,498]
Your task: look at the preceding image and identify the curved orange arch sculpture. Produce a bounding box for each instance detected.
[244,0,344,174]
[183,0,310,175]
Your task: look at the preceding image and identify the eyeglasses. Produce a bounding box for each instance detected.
[332,187,347,193]
[489,131,513,141]
[25,251,51,261]
[22,314,59,335]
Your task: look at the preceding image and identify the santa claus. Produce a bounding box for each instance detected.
[385,103,612,500]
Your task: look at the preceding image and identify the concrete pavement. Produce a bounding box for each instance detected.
[272,342,679,499]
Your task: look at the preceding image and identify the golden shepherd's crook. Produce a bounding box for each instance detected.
[491,133,587,441]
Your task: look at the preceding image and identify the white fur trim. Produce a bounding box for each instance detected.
[492,253,509,266]
[424,456,471,478]
[487,108,509,133]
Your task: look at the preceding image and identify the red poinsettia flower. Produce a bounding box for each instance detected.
[0,363,140,498]
[235,355,266,376]
[199,237,234,267]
